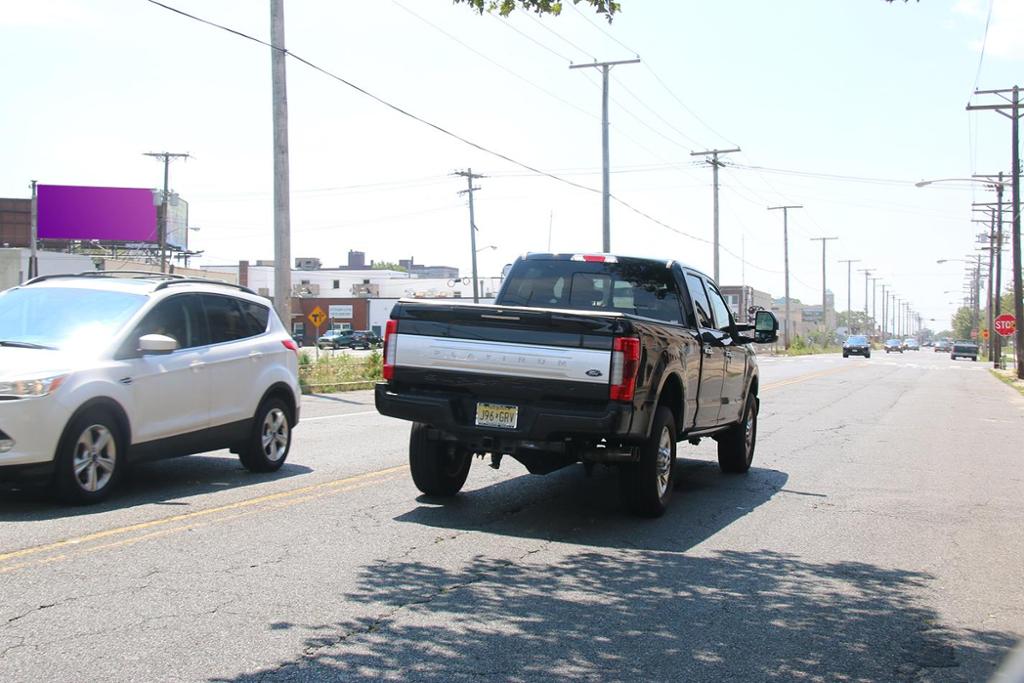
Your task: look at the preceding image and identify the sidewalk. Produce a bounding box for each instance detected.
[990,366,1024,397]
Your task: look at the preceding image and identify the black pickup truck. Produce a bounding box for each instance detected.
[375,253,779,516]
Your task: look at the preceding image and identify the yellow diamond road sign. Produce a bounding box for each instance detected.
[308,306,326,328]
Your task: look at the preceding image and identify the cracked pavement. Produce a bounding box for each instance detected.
[1,352,1022,681]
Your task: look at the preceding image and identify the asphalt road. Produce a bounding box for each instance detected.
[2,351,1023,682]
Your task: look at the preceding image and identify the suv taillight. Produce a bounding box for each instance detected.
[609,337,641,401]
[382,319,398,381]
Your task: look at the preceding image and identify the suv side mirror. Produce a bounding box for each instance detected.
[754,310,779,344]
[138,333,179,355]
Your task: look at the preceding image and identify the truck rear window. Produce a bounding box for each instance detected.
[497,260,685,324]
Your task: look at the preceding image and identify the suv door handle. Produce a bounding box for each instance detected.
[190,361,205,372]
[248,351,264,361]
[702,344,714,356]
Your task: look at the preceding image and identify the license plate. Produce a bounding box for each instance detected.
[475,402,518,429]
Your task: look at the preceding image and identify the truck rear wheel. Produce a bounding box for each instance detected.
[409,423,471,497]
[717,393,757,474]
[620,406,676,518]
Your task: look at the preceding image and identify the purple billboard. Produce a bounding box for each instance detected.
[37,184,158,242]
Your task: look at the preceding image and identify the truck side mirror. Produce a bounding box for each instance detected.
[754,310,779,344]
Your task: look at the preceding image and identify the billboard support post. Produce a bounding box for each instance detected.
[29,180,38,280]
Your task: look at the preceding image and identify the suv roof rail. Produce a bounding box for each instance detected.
[154,278,257,295]
[24,270,186,285]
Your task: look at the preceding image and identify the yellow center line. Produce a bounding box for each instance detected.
[0,464,408,566]
[762,364,858,391]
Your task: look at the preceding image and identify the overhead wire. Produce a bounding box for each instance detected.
[143,0,727,254]
[523,12,596,62]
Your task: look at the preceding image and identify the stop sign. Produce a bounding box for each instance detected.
[994,314,1016,337]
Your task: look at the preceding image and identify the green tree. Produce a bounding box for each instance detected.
[951,306,973,340]
[836,310,875,334]
[372,262,407,272]
[453,0,620,21]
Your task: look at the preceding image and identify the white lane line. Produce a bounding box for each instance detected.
[302,410,381,422]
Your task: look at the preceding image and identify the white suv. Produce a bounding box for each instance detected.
[0,272,301,503]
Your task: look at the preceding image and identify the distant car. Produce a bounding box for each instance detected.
[951,340,979,361]
[347,331,374,350]
[884,339,903,354]
[934,339,952,352]
[842,334,871,359]
[922,341,934,348]
[354,330,382,347]
[903,339,920,351]
[317,329,355,349]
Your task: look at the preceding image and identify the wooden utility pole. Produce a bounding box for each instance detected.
[968,87,1023,378]
[810,236,839,330]
[143,151,190,273]
[838,258,860,332]
[691,147,740,282]
[271,0,292,330]
[454,169,485,303]
[569,58,640,252]
[768,205,802,349]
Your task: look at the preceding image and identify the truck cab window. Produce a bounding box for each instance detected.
[684,273,714,329]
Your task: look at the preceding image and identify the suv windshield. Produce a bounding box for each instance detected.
[0,286,146,353]
[846,336,868,345]
[497,258,684,324]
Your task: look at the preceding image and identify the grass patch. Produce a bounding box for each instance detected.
[990,368,1024,398]
[299,349,382,394]
[785,344,842,357]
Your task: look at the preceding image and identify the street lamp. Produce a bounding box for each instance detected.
[918,175,1020,377]
[475,244,497,253]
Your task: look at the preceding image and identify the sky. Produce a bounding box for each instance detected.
[2,0,1023,330]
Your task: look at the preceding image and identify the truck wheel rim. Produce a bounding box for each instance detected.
[73,425,116,493]
[656,426,672,498]
[261,408,290,462]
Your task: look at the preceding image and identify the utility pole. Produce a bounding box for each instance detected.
[570,58,640,252]
[768,205,803,349]
[968,86,1024,379]
[29,180,38,279]
[691,147,741,282]
[810,237,839,331]
[270,0,292,332]
[454,169,485,303]
[858,268,873,319]
[880,284,888,338]
[869,277,880,337]
[143,151,190,273]
[975,172,1008,366]
[838,258,860,332]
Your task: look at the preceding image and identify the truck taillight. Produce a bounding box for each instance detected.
[609,337,641,401]
[382,319,398,381]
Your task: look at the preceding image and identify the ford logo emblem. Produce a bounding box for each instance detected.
[586,369,603,377]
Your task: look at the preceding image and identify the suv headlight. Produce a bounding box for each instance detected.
[0,374,68,398]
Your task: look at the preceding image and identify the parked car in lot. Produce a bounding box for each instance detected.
[0,272,301,503]
[318,329,354,349]
[842,334,871,358]
[884,339,904,353]
[951,339,979,361]
[376,252,780,517]
[903,338,920,351]
[355,330,383,347]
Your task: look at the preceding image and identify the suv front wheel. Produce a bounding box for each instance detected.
[238,398,293,472]
[55,409,124,504]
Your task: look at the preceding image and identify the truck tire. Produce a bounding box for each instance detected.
[409,423,471,497]
[620,406,676,518]
[717,393,758,474]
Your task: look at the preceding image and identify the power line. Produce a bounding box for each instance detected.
[568,1,638,57]
[145,1,785,277]
[523,12,596,62]
[490,12,574,63]
[393,1,597,122]
[971,0,995,95]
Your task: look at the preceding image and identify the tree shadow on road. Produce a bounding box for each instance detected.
[212,458,1019,681]
[219,548,1015,682]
